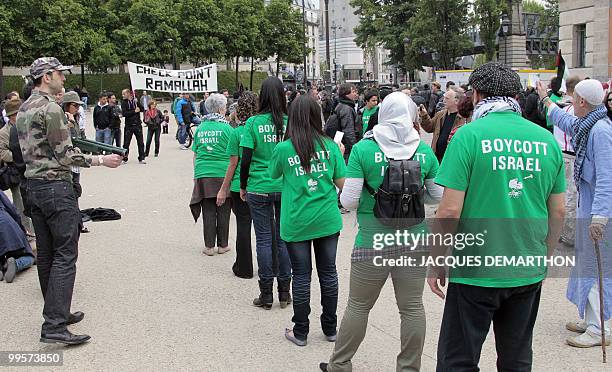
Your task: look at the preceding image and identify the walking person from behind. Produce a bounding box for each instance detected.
[189,94,234,256]
[320,92,442,372]
[430,63,566,371]
[121,88,146,164]
[270,95,346,347]
[17,57,122,345]
[240,77,292,310]
[217,91,258,279]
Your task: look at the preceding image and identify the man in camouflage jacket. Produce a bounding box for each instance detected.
[16,57,122,346]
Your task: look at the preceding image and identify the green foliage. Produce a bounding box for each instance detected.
[111,0,179,66]
[263,0,305,71]
[473,0,506,62]
[409,0,472,70]
[176,0,226,66]
[523,0,544,14]
[2,71,268,102]
[0,0,306,93]
[351,0,418,73]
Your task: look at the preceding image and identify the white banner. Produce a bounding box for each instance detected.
[127,62,218,93]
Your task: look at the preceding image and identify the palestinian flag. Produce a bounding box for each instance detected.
[552,50,570,94]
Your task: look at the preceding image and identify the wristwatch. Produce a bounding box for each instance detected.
[98,155,104,166]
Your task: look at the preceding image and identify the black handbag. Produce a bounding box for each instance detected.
[0,161,21,191]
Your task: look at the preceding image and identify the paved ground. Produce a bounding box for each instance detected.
[1,103,608,371]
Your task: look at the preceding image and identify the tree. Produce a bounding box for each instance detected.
[0,4,12,96]
[176,0,226,67]
[263,0,304,77]
[409,0,472,70]
[473,0,506,62]
[222,0,265,89]
[112,0,179,66]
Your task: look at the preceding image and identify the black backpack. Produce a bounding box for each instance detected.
[324,111,339,138]
[364,157,425,228]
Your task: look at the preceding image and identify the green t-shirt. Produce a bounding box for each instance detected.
[270,137,347,242]
[240,113,287,193]
[192,120,234,179]
[435,111,566,288]
[361,106,377,135]
[346,139,439,249]
[226,125,245,192]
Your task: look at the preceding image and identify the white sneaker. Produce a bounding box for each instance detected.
[567,329,611,348]
[179,145,189,150]
[202,247,215,256]
[217,246,231,254]
[566,320,587,333]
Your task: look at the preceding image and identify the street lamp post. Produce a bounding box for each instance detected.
[498,14,510,65]
[302,0,308,88]
[331,24,342,86]
[324,0,330,85]
[403,37,410,84]
[167,38,178,70]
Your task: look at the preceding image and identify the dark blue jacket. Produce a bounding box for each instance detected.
[0,191,33,257]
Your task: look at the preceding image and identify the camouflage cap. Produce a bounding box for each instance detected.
[62,91,84,105]
[29,57,73,79]
[4,98,22,117]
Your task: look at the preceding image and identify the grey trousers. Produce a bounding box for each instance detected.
[561,153,576,245]
[9,183,34,234]
[327,258,427,372]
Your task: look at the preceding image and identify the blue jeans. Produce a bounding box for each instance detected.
[178,124,187,145]
[287,233,339,340]
[246,192,291,284]
[95,128,112,144]
[16,256,35,272]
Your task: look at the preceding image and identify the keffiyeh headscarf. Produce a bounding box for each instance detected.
[571,105,609,187]
[472,96,522,121]
[468,62,523,121]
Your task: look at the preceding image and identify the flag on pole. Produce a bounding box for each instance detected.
[552,50,570,93]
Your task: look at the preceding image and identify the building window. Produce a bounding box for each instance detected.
[574,24,586,68]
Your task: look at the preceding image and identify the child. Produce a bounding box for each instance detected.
[162,110,170,134]
[0,191,34,283]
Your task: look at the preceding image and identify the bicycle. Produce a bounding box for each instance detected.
[184,113,202,148]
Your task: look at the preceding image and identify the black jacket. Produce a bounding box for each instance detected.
[121,99,144,127]
[8,125,25,176]
[523,92,546,128]
[109,105,122,129]
[93,104,113,130]
[335,98,357,151]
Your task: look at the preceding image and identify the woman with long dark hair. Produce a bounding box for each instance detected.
[240,77,292,310]
[217,91,258,278]
[270,95,346,346]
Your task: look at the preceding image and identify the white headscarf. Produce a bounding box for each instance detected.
[371,92,420,160]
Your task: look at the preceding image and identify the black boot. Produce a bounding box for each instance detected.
[253,280,273,310]
[278,278,292,309]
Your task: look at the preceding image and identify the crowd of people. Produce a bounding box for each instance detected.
[0,57,610,372]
